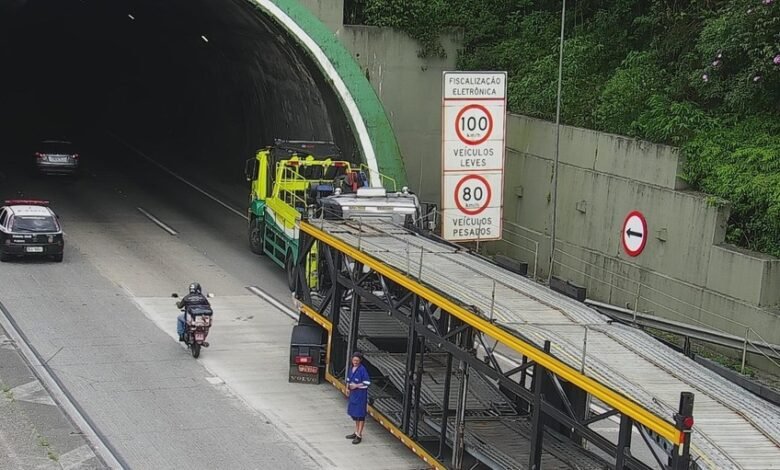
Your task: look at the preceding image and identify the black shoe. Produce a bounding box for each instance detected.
[345,433,357,439]
[352,436,362,445]
[178,335,185,342]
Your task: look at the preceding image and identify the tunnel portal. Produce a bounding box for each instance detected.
[0,0,400,188]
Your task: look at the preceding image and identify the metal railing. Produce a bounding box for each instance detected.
[359,163,397,192]
[550,240,780,373]
[486,219,780,373]
[499,219,541,280]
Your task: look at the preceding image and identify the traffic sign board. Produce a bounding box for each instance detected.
[455,104,493,145]
[454,174,492,215]
[443,172,502,241]
[443,72,507,100]
[622,211,647,257]
[443,140,504,172]
[441,71,507,243]
[443,103,506,171]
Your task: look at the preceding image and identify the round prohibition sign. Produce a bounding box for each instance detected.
[455,104,494,146]
[454,174,492,216]
[621,210,648,257]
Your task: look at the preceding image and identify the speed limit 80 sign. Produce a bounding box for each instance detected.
[442,71,507,242]
[443,173,502,241]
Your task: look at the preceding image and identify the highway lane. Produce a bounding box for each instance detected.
[0,154,315,469]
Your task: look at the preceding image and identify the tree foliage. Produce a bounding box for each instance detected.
[345,0,780,256]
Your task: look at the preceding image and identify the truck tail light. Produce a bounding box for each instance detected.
[294,355,312,365]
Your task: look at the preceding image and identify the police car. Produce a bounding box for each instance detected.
[0,200,64,262]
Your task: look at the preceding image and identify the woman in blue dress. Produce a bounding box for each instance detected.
[345,351,370,444]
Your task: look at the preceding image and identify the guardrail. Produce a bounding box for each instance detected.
[489,220,780,374]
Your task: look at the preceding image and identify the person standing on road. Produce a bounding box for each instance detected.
[345,351,370,444]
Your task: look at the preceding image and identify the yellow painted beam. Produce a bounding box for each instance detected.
[297,304,445,469]
[300,221,683,445]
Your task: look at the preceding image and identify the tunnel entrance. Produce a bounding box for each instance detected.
[0,0,383,191]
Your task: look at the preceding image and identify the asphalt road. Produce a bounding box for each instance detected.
[0,140,318,469]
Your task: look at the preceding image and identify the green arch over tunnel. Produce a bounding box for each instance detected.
[251,0,407,188]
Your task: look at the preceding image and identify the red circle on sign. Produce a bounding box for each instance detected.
[621,210,647,257]
[454,174,492,216]
[455,104,494,146]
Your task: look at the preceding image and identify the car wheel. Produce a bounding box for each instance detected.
[249,218,265,255]
[52,254,63,263]
[0,252,10,262]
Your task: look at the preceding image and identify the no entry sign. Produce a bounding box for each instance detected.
[622,211,647,257]
[442,71,507,242]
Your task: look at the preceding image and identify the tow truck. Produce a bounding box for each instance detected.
[244,139,435,290]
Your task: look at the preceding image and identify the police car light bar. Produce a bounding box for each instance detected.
[4,199,50,206]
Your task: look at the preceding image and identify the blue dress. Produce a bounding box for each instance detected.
[347,364,370,419]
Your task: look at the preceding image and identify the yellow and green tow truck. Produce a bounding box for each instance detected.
[244,140,428,290]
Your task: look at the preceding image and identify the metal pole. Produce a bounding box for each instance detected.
[451,357,470,470]
[580,326,588,374]
[489,280,497,322]
[437,314,454,459]
[476,220,482,254]
[401,296,420,433]
[633,279,641,323]
[344,268,362,382]
[533,240,539,280]
[418,246,424,281]
[548,0,567,285]
[358,218,363,251]
[412,335,425,440]
[529,340,552,470]
[406,236,411,275]
[615,415,633,469]
[451,328,471,470]
[741,327,750,374]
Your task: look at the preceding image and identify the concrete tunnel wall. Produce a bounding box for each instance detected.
[0,0,407,192]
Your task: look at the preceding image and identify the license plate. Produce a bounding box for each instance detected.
[25,246,44,253]
[195,333,205,341]
[49,156,69,163]
[298,365,318,374]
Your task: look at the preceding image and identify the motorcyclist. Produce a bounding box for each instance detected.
[176,282,210,342]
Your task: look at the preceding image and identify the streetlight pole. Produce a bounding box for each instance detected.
[548,0,566,284]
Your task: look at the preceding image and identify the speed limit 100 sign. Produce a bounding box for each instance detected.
[456,104,493,145]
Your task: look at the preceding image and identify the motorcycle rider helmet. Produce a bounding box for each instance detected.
[188,282,202,295]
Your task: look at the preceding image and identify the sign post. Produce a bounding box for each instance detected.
[441,71,507,242]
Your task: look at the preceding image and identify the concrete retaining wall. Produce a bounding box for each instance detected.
[492,115,780,356]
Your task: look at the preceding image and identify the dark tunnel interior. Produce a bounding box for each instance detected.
[0,0,356,193]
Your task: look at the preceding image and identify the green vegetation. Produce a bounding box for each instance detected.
[345,0,780,255]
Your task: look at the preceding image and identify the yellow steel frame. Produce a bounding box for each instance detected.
[299,221,684,445]
[299,303,447,470]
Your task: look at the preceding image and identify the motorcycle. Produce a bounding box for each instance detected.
[172,293,214,358]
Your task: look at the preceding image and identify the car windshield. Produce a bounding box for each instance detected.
[12,216,59,232]
[40,142,74,154]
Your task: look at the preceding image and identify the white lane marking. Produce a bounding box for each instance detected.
[108,133,248,220]
[246,286,299,322]
[59,444,99,470]
[137,207,178,236]
[205,377,224,385]
[0,334,14,350]
[250,0,381,187]
[8,380,56,406]
[0,306,125,469]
